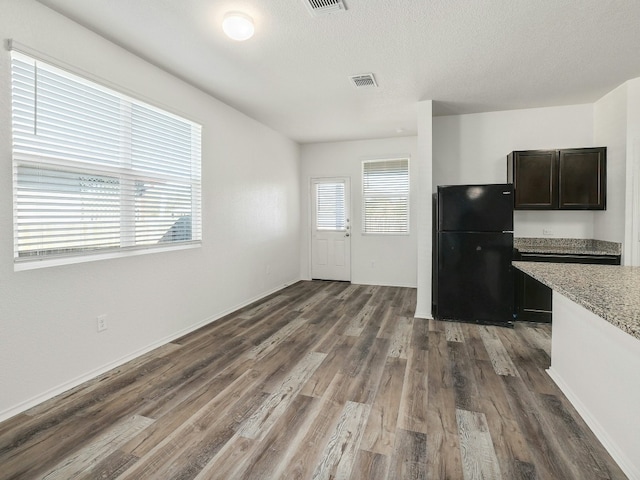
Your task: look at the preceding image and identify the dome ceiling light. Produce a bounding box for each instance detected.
[222,12,255,41]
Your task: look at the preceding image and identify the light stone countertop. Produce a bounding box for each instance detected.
[515,246,618,256]
[513,262,640,341]
[514,238,622,256]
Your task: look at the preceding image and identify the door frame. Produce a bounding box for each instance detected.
[308,176,352,281]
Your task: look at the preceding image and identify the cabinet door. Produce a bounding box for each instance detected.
[509,150,558,209]
[558,147,606,210]
[515,271,552,322]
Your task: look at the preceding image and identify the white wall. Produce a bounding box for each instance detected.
[625,79,640,266]
[594,84,628,247]
[415,101,433,318]
[550,293,640,479]
[433,104,596,239]
[300,136,418,287]
[593,78,640,265]
[0,1,301,420]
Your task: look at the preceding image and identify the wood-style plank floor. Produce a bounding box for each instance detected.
[0,281,627,479]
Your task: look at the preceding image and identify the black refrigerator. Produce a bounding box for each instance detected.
[432,183,515,327]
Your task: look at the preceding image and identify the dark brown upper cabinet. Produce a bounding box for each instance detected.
[507,147,606,210]
[507,150,557,209]
[558,148,607,209]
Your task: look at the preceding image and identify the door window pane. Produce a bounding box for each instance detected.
[316,182,346,231]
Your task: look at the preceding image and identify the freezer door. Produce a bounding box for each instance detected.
[438,184,514,232]
[436,232,514,324]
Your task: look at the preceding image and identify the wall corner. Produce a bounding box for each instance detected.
[416,100,433,317]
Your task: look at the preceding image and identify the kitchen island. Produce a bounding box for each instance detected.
[513,262,640,480]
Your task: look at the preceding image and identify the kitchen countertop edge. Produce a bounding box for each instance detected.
[513,261,640,341]
[515,247,620,256]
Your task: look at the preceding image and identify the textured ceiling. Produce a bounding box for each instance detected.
[35,0,640,143]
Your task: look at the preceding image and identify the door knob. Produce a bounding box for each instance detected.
[345,233,350,237]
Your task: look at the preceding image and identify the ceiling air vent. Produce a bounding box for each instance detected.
[303,0,347,17]
[350,73,378,88]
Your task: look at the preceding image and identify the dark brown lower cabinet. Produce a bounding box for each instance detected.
[514,251,621,323]
[516,271,552,323]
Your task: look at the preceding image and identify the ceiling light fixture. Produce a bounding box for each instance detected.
[222,12,254,41]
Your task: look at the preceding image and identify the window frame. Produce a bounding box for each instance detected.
[10,49,202,270]
[361,157,410,236]
[314,179,348,232]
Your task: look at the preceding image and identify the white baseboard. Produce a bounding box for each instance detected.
[352,280,418,288]
[547,367,640,480]
[0,278,300,423]
[413,309,433,319]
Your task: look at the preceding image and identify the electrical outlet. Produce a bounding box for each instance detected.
[542,229,554,236]
[97,314,107,332]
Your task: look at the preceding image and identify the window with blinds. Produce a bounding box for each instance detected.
[10,51,202,264]
[315,182,346,231]
[362,158,409,234]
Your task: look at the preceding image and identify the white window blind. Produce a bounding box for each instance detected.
[362,158,409,234]
[10,51,202,263]
[315,182,346,231]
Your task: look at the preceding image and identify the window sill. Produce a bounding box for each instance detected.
[14,242,202,272]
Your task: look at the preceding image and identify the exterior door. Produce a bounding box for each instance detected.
[311,178,351,281]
